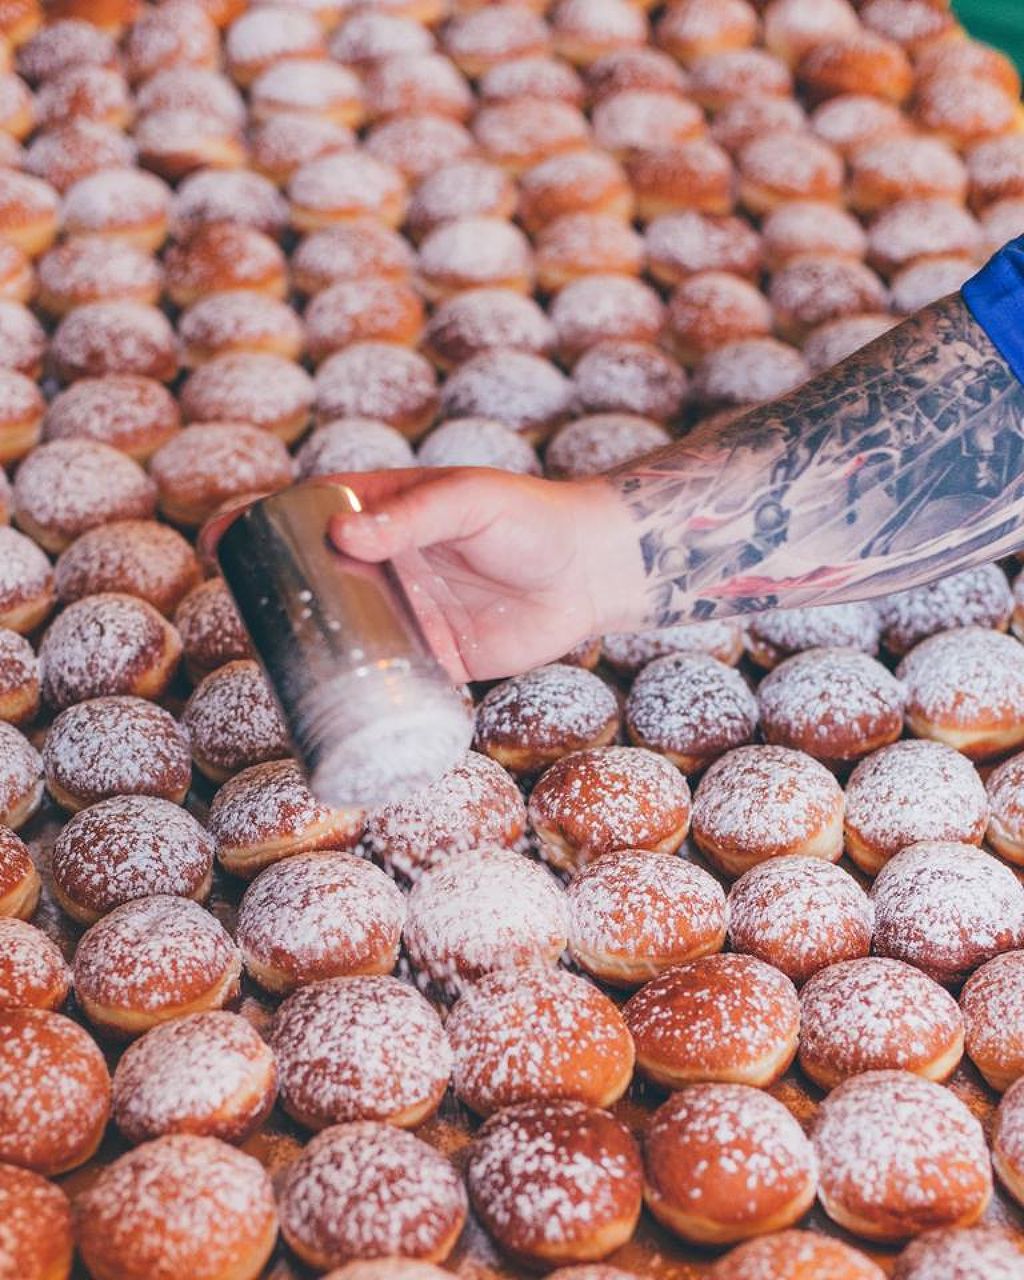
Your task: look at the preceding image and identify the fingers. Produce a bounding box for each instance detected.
[327,470,473,563]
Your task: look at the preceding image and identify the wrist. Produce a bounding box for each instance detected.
[571,477,650,637]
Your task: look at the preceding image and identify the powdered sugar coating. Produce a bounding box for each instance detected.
[288,151,405,217]
[182,659,288,777]
[366,114,475,182]
[405,159,515,238]
[967,134,1024,210]
[17,20,116,84]
[890,256,977,316]
[592,89,703,156]
[0,171,59,236]
[174,578,251,678]
[304,278,423,362]
[804,313,896,372]
[537,213,645,284]
[693,337,809,408]
[43,376,180,456]
[43,696,191,808]
[278,1122,466,1265]
[867,199,983,275]
[331,11,434,64]
[0,526,52,622]
[170,171,288,241]
[0,724,42,823]
[123,1,219,83]
[179,292,304,362]
[811,93,910,157]
[770,256,888,334]
[249,115,354,183]
[551,274,664,362]
[518,149,631,232]
[403,846,569,997]
[35,65,128,131]
[419,216,534,291]
[0,1160,72,1280]
[666,271,772,358]
[52,795,214,919]
[366,52,474,120]
[50,301,176,383]
[250,56,362,116]
[24,120,135,195]
[272,976,449,1127]
[418,417,541,475]
[987,751,1024,856]
[0,627,37,721]
[441,350,575,438]
[424,288,554,366]
[0,301,43,375]
[37,238,161,310]
[850,136,967,205]
[691,48,793,105]
[898,625,1024,741]
[134,68,246,128]
[297,417,414,477]
[476,664,619,760]
[892,1227,1024,1280]
[442,6,549,67]
[181,353,313,433]
[603,620,744,673]
[237,851,405,986]
[226,5,324,68]
[545,413,671,478]
[479,55,584,107]
[1,825,37,903]
[0,369,42,438]
[315,341,437,430]
[747,601,881,663]
[879,565,1013,655]
[572,342,686,423]
[959,952,1024,1089]
[0,918,69,1011]
[150,422,294,522]
[711,96,809,155]
[707,1231,886,1279]
[292,222,414,294]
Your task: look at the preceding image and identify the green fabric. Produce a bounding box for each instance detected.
[955,0,1024,71]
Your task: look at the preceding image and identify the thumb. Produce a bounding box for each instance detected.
[327,475,470,563]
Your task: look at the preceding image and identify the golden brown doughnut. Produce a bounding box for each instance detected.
[0,821,37,917]
[171,170,289,243]
[417,214,533,299]
[442,5,550,77]
[250,56,363,125]
[656,0,757,66]
[518,149,633,233]
[571,338,685,421]
[550,274,663,365]
[473,98,590,175]
[849,135,968,214]
[645,211,761,288]
[544,413,670,478]
[746,601,881,668]
[914,74,1022,152]
[179,292,305,366]
[666,270,771,364]
[122,1,218,82]
[329,10,434,67]
[132,107,246,180]
[880,567,1012,660]
[626,137,736,220]
[867,199,982,280]
[762,200,867,270]
[0,300,43,377]
[960,951,1024,1092]
[602,621,745,674]
[0,240,33,302]
[50,301,177,385]
[592,88,705,158]
[0,169,57,256]
[173,577,251,684]
[0,1008,110,1174]
[711,95,809,155]
[293,221,413,295]
[43,376,180,462]
[35,64,129,129]
[0,1163,72,1280]
[23,120,135,194]
[861,0,960,56]
[892,1227,1024,1280]
[418,416,541,473]
[797,31,913,105]
[585,47,690,103]
[34,237,161,317]
[182,659,288,783]
[112,1011,276,1146]
[314,341,437,438]
[134,66,245,128]
[59,166,170,251]
[288,150,407,230]
[421,287,553,372]
[739,131,843,215]
[985,751,1024,867]
[405,157,517,244]
[478,54,584,108]
[180,353,314,444]
[693,336,811,408]
[811,91,911,158]
[305,278,423,363]
[225,5,325,85]
[763,0,861,66]
[995,1079,1024,1210]
[16,19,116,85]
[690,47,792,111]
[536,212,645,291]
[917,37,1022,99]
[550,0,647,67]
[710,1231,887,1279]
[365,113,476,182]
[0,627,37,726]
[804,313,897,371]
[163,224,286,309]
[366,52,473,121]
[967,135,1024,216]
[297,416,415,475]
[643,1084,817,1245]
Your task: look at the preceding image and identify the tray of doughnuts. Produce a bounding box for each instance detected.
[2,0,1024,1276]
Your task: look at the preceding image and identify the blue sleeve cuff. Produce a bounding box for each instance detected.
[962,235,1024,386]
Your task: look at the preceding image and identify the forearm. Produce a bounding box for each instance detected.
[604,294,1024,629]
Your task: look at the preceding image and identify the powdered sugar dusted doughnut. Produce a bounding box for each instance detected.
[602,621,744,674]
[656,0,757,66]
[960,951,1024,1092]
[0,170,58,258]
[544,413,670,479]
[867,199,983,278]
[296,417,414,477]
[18,19,115,84]
[550,274,663,366]
[363,114,475,185]
[59,166,171,250]
[986,750,1024,866]
[24,120,135,195]
[250,55,363,125]
[692,337,810,409]
[0,527,53,634]
[179,292,304,366]
[770,256,889,343]
[691,47,792,111]
[279,1122,466,1269]
[0,626,38,726]
[518,150,633,235]
[237,850,404,993]
[804,314,898,372]
[330,11,434,66]
[112,1011,276,1146]
[892,1227,1024,1280]
[571,340,685,422]
[314,342,438,439]
[272,975,449,1129]
[288,150,407,230]
[0,917,66,1010]
[180,352,313,444]
[665,270,771,366]
[418,417,541,474]
[43,375,180,462]
[182,659,288,783]
[73,1134,277,1280]
[812,1070,991,1240]
[305,278,424,363]
[763,0,861,66]
[467,1099,642,1268]
[0,1158,73,1280]
[890,256,977,316]
[0,725,42,830]
[967,135,1024,214]
[440,350,575,443]
[746,601,881,668]
[442,5,548,75]
[811,92,910,159]
[248,114,353,186]
[586,47,688,102]
[478,52,583,108]
[0,1009,110,1174]
[52,795,214,926]
[422,288,553,371]
[625,952,800,1088]
[551,0,647,67]
[0,368,43,465]
[42,696,192,812]
[133,106,246,181]
[55,520,200,618]
[711,95,808,157]
[134,66,245,128]
[643,1083,817,1246]
[567,849,726,986]
[448,965,633,1116]
[163,224,287,311]
[710,1231,886,1280]
[208,758,365,879]
[898,626,1024,761]
[225,4,324,83]
[405,158,517,242]
[123,1,219,82]
[0,822,39,916]
[35,237,160,318]
[848,136,967,214]
[871,841,1024,987]
[403,845,569,998]
[0,301,44,377]
[366,52,473,121]
[174,578,251,683]
[739,131,843,216]
[0,241,32,304]
[995,1078,1024,1209]
[536,213,645,293]
[798,31,913,106]
[418,215,534,300]
[50,300,177,384]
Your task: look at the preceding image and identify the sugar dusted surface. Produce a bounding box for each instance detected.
[551,273,664,356]
[960,951,1024,1080]
[331,10,434,64]
[749,601,881,657]
[879,565,1012,656]
[0,626,37,702]
[174,578,250,674]
[44,376,179,452]
[476,663,618,752]
[892,1226,1024,1280]
[0,723,41,818]
[891,256,976,317]
[297,417,415,478]
[226,6,323,65]
[419,216,533,286]
[546,413,671,478]
[208,758,352,848]
[418,417,541,474]
[626,652,758,759]
[292,222,414,290]
[51,302,175,380]
[424,287,554,363]
[694,337,809,406]
[0,525,52,611]
[133,68,246,128]
[183,659,288,774]
[868,199,983,270]
[0,918,68,1010]
[314,341,436,426]
[804,313,895,372]
[179,292,304,358]
[603,620,743,672]
[181,352,313,431]
[171,170,288,238]
[151,422,294,507]
[0,1162,71,1278]
[441,349,575,434]
[288,151,405,214]
[407,159,514,235]
[897,625,1024,725]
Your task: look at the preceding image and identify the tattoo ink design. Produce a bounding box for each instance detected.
[613,296,1024,627]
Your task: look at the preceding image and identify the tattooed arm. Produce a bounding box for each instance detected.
[330,294,1024,681]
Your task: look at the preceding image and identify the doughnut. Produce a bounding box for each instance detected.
[34,237,161,317]
[247,114,352,186]
[478,54,584,108]
[366,52,474,121]
[179,293,305,366]
[0,72,31,139]
[879,565,1012,659]
[984,750,1024,867]
[43,375,179,463]
[544,413,671,478]
[0,369,42,464]
[0,240,33,302]
[42,695,191,812]
[585,48,689,103]
[866,200,982,279]
[163,225,286,309]
[843,739,988,876]
[365,114,476,183]
[0,0,39,46]
[656,0,757,66]
[73,1134,277,1280]
[811,92,911,158]
[150,421,293,528]
[54,520,199,620]
[0,1009,110,1174]
[757,647,904,769]
[738,132,843,215]
[995,1079,1024,1210]
[567,850,727,986]
[625,137,736,221]
[871,840,1024,987]
[689,48,793,112]
[812,1070,991,1240]
[406,158,517,241]
[892,1228,1024,1280]
[442,6,550,77]
[112,1011,276,1146]
[315,342,438,438]
[914,75,1021,153]
[14,438,156,554]
[421,287,553,371]
[329,11,433,66]
[122,2,219,82]
[35,64,130,129]
[133,107,246,180]
[550,274,663,364]
[0,1163,72,1280]
[692,336,810,408]
[325,1266,453,1280]
[551,0,647,67]
[467,1100,642,1267]
[0,170,58,256]
[799,956,964,1090]
[0,301,43,377]
[714,1233,887,1279]
[288,151,407,230]
[763,0,861,66]
[419,417,541,473]
[290,220,414,296]
[848,137,967,214]
[768,251,888,341]
[643,1083,817,1246]
[207,758,365,879]
[418,215,533,299]
[571,340,686,422]
[0,628,38,726]
[447,965,634,1116]
[440,350,575,442]
[363,749,526,882]
[249,57,363,125]
[170,172,289,243]
[645,211,762,286]
[591,89,705,158]
[475,663,618,776]
[797,32,913,105]
[624,652,758,774]
[50,301,177,385]
[804,313,898,371]
[181,659,288,782]
[918,37,1022,100]
[180,353,314,443]
[59,167,170,251]
[237,850,404,993]
[38,592,181,713]
[711,95,809,155]
[297,417,415,476]
[402,845,568,998]
[746,601,881,668]
[623,953,801,1088]
[271,975,449,1129]
[174,578,251,684]
[225,6,324,85]
[727,856,873,984]
[960,951,1024,1091]
[17,19,117,85]
[665,271,772,364]
[51,794,214,926]
[602,621,745,673]
[305,278,424,363]
[473,99,591,175]
[23,120,135,194]
[74,894,241,1037]
[280,1122,465,1268]
[517,150,633,234]
[967,135,1024,212]
[762,201,867,270]
[133,67,246,129]
[0,822,38,916]
[861,0,960,55]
